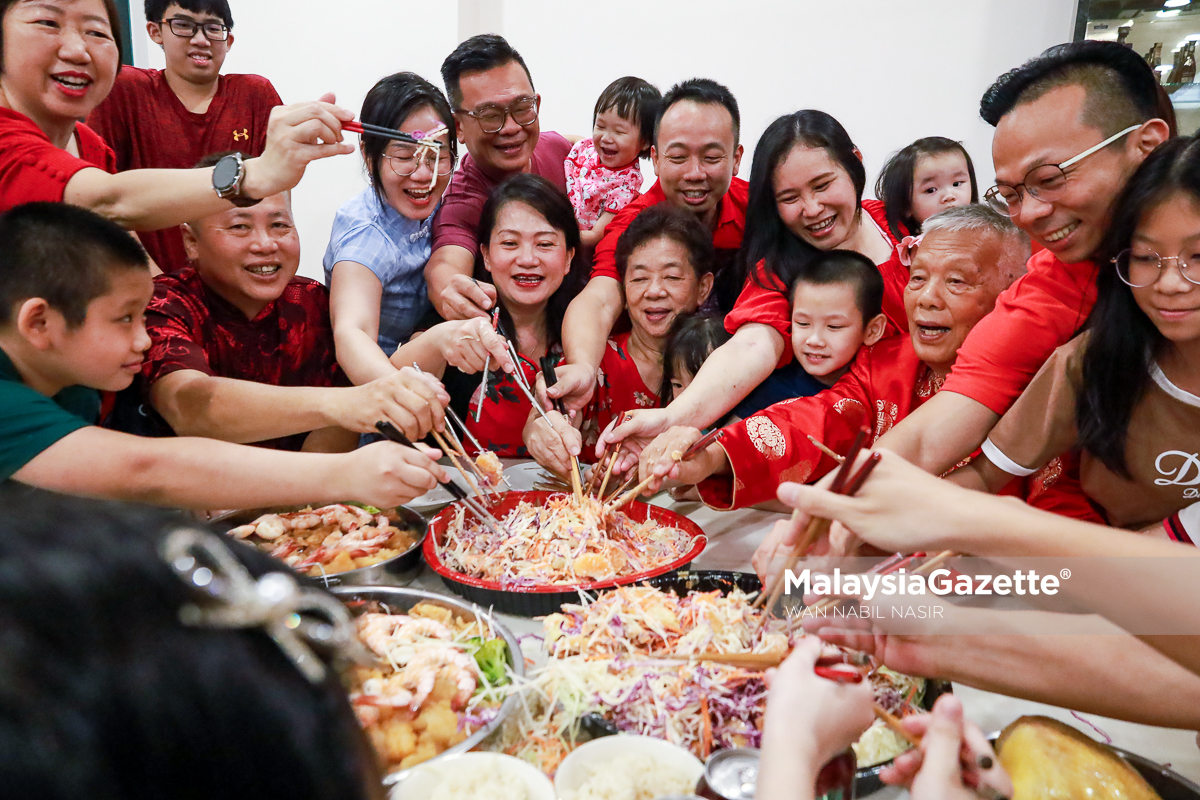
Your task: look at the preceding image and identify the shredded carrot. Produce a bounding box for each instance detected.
[700,694,712,759]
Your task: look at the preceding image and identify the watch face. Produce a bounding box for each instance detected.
[213,155,240,192]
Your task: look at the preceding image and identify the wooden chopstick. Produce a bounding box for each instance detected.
[874,704,922,746]
[430,428,487,498]
[678,428,723,461]
[807,434,845,463]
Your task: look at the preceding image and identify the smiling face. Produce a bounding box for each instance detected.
[622,236,713,341]
[593,107,643,170]
[182,193,300,320]
[455,60,539,179]
[375,105,452,221]
[790,281,877,385]
[481,201,573,313]
[0,0,119,140]
[910,151,973,226]
[992,84,1144,264]
[147,2,230,87]
[651,100,742,228]
[55,268,154,391]
[1127,192,1200,346]
[904,228,1006,376]
[773,144,861,251]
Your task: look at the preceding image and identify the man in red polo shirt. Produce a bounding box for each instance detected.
[118,156,447,452]
[423,34,575,321]
[873,41,1171,475]
[87,1,281,273]
[550,78,747,412]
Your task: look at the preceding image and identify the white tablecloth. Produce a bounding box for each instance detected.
[401,468,1200,788]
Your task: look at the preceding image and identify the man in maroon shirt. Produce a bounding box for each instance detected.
[551,79,747,413]
[88,0,282,273]
[424,34,575,320]
[128,155,448,451]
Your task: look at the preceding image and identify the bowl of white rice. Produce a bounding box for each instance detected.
[390,752,555,800]
[554,734,705,800]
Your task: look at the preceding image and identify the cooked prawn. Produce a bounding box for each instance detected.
[398,647,479,710]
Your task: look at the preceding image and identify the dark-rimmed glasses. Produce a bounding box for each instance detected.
[983,124,1141,217]
[458,95,539,134]
[1113,248,1200,288]
[165,17,229,42]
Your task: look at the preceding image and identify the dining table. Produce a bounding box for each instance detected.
[390,459,1200,792]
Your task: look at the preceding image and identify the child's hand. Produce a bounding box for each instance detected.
[761,637,875,773]
[880,695,1012,800]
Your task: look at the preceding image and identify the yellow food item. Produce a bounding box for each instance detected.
[326,551,357,573]
[996,716,1161,800]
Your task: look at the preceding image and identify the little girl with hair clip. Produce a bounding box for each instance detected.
[660,313,731,405]
[566,77,662,247]
[874,137,978,241]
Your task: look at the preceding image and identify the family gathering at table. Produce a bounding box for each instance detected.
[2,0,1200,796]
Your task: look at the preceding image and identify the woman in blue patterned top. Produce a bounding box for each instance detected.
[324,73,457,384]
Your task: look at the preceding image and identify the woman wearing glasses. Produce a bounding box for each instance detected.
[951,135,1200,540]
[323,72,458,385]
[86,0,282,272]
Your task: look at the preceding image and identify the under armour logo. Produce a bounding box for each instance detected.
[232,128,249,142]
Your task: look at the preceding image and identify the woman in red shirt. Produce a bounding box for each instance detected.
[0,0,352,241]
[600,110,908,465]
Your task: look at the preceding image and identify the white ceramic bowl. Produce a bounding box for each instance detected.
[554,734,705,800]
[390,752,555,800]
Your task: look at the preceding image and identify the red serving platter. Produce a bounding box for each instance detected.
[423,490,708,615]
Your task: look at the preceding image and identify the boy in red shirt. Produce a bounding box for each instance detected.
[88,1,281,272]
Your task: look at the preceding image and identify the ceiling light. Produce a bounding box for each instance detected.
[1158,8,1182,16]
[1164,0,1189,8]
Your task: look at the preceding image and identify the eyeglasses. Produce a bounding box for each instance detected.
[164,17,230,42]
[983,124,1141,217]
[458,95,539,134]
[1112,248,1200,288]
[385,147,455,178]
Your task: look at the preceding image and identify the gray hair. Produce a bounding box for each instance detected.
[920,204,1030,287]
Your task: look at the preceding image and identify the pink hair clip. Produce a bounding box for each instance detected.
[898,235,923,268]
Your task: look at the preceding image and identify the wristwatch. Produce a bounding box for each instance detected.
[212,152,260,207]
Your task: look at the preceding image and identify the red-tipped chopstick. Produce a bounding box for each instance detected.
[343,120,418,144]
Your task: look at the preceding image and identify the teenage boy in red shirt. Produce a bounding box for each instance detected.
[88,0,281,272]
[0,202,446,509]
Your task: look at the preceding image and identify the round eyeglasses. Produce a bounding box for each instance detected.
[165,17,230,42]
[983,124,1141,217]
[1113,248,1200,288]
[458,96,539,134]
[385,148,455,178]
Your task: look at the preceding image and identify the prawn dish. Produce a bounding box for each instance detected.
[227,504,420,577]
[346,600,512,774]
[435,493,697,588]
[496,586,924,775]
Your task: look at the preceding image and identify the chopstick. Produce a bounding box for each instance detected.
[807,435,845,463]
[752,427,875,615]
[678,428,723,461]
[603,431,717,513]
[807,549,957,614]
[874,704,922,746]
[537,355,585,499]
[342,119,418,144]
[446,406,486,455]
[475,307,501,424]
[373,421,508,535]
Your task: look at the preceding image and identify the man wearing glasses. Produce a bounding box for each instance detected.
[88,1,281,273]
[425,34,575,321]
[874,41,1172,480]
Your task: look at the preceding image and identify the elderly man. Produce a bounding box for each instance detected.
[642,206,1028,510]
[424,34,574,321]
[874,41,1171,477]
[552,78,747,411]
[124,153,446,451]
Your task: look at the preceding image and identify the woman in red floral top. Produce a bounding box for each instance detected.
[525,205,716,475]
[392,174,585,456]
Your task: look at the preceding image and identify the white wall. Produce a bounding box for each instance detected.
[129,0,1077,279]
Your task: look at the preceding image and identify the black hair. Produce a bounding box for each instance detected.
[440,34,534,110]
[980,40,1176,136]
[1077,135,1200,478]
[0,203,149,329]
[742,110,865,291]
[655,78,740,147]
[660,313,730,404]
[594,76,661,159]
[475,174,584,352]
[144,0,233,29]
[788,249,884,323]
[2,0,126,70]
[615,204,714,280]
[873,137,979,241]
[0,489,381,799]
[359,72,457,210]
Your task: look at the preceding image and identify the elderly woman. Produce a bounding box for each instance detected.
[641,205,1029,509]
